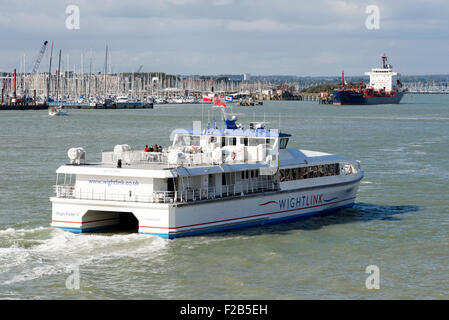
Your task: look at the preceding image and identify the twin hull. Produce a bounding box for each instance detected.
[51,179,361,238]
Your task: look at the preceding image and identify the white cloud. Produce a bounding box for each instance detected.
[0,0,449,74]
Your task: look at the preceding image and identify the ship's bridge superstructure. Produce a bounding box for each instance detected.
[364,54,401,92]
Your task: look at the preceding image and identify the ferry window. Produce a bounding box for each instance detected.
[245,170,249,179]
[221,137,226,147]
[280,169,285,182]
[279,138,289,149]
[251,170,254,178]
[249,138,265,146]
[210,136,217,143]
[191,135,200,146]
[176,135,190,146]
[301,168,307,179]
[291,168,296,180]
[241,137,249,146]
[241,171,245,180]
[226,172,235,184]
[307,167,313,179]
[318,166,324,177]
[284,169,291,181]
[255,170,259,178]
[231,137,237,146]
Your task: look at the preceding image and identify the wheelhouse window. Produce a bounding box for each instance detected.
[191,135,200,146]
[279,138,289,149]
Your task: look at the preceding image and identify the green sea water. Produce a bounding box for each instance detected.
[0,94,448,299]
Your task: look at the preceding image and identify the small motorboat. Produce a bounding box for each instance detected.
[49,105,68,116]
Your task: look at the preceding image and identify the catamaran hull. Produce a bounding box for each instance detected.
[50,177,361,238]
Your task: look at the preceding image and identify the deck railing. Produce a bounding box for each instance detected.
[53,178,277,204]
[101,149,266,167]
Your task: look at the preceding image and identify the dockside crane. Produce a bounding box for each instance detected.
[25,41,48,104]
[31,41,48,74]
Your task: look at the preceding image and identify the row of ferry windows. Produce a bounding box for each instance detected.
[178,135,289,149]
[280,163,340,182]
[210,136,273,147]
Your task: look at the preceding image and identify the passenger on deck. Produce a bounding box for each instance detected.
[154,144,159,152]
[158,145,163,152]
[149,145,154,152]
[144,145,150,152]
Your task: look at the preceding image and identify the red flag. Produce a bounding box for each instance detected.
[213,98,226,108]
[202,97,213,102]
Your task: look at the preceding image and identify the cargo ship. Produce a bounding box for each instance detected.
[331,55,405,105]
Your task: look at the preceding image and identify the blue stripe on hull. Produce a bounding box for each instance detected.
[57,224,118,233]
[140,202,355,239]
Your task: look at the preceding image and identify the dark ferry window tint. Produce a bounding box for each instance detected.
[291,168,296,180]
[221,137,226,147]
[191,135,200,146]
[285,169,291,181]
[279,138,289,149]
[241,137,249,146]
[280,169,285,182]
[232,137,237,146]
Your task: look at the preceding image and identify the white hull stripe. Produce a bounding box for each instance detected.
[139,196,356,231]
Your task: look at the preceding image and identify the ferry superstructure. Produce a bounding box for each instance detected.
[50,108,364,238]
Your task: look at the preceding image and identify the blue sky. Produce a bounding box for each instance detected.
[1,0,448,76]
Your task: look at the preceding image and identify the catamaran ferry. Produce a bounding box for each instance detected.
[50,107,364,238]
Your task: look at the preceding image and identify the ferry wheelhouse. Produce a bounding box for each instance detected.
[50,109,364,238]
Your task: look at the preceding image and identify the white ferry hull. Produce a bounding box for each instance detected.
[50,178,361,238]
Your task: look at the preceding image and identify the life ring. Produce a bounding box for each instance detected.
[231,151,237,160]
